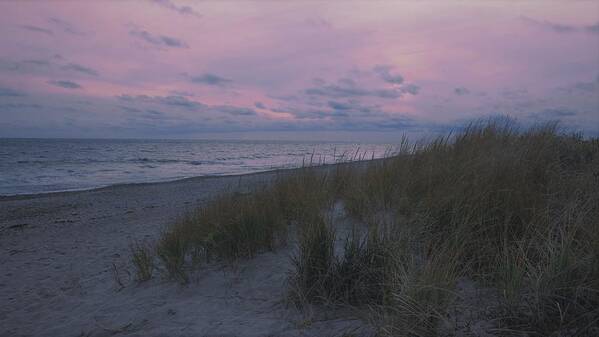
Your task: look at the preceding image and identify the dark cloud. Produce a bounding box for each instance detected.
[48,80,82,89]
[119,94,204,110]
[400,84,420,95]
[129,29,188,48]
[0,57,100,80]
[142,109,168,120]
[20,25,53,35]
[22,59,51,66]
[521,16,599,35]
[254,102,266,109]
[454,87,470,96]
[119,105,143,113]
[574,75,599,92]
[372,117,417,130]
[328,101,352,110]
[305,78,402,99]
[0,87,26,97]
[277,98,384,121]
[573,82,598,93]
[214,106,257,116]
[159,95,203,109]
[527,108,579,122]
[557,76,599,95]
[304,71,419,100]
[151,0,201,18]
[540,108,577,117]
[189,73,232,86]
[586,23,599,34]
[117,94,256,116]
[0,103,42,109]
[521,16,577,33]
[48,17,86,36]
[373,65,404,84]
[61,63,98,76]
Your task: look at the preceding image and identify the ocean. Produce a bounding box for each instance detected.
[0,139,393,196]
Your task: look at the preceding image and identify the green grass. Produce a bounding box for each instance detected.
[131,118,599,335]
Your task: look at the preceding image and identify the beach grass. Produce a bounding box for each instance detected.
[130,240,154,282]
[132,118,599,335]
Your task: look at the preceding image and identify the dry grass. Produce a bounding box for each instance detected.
[132,118,599,335]
[130,240,154,282]
[147,166,335,283]
[290,118,598,336]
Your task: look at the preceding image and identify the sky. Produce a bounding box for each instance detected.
[0,0,598,141]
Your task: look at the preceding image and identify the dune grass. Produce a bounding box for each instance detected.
[130,240,154,282]
[142,165,334,283]
[132,118,598,335]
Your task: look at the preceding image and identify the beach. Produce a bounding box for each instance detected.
[2,123,598,337]
[0,169,368,337]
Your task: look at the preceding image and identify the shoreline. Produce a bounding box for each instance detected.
[0,159,379,201]
[0,168,275,201]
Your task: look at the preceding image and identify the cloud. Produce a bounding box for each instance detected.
[454,87,470,96]
[371,116,417,130]
[117,94,256,116]
[189,73,232,86]
[501,88,528,100]
[129,28,188,48]
[20,25,53,35]
[0,57,100,80]
[119,105,143,113]
[254,102,266,109]
[528,107,578,121]
[586,23,599,34]
[275,97,385,121]
[0,87,26,97]
[48,17,86,36]
[327,101,352,110]
[373,65,404,84]
[61,63,98,76]
[521,16,577,33]
[521,16,599,35]
[142,109,169,120]
[119,94,204,110]
[0,103,42,109]
[151,0,201,18]
[303,69,420,101]
[305,78,402,99]
[557,76,599,95]
[22,59,51,66]
[540,108,577,117]
[48,80,82,89]
[400,84,420,95]
[213,106,256,116]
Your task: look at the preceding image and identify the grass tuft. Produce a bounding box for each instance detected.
[130,240,155,282]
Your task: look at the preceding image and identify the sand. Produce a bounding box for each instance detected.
[0,169,371,337]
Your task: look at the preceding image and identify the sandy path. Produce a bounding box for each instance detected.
[0,171,368,337]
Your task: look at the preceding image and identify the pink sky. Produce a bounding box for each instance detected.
[0,0,598,140]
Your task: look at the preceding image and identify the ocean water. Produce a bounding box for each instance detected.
[0,139,393,196]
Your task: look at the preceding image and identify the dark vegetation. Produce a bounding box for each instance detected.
[131,119,599,336]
